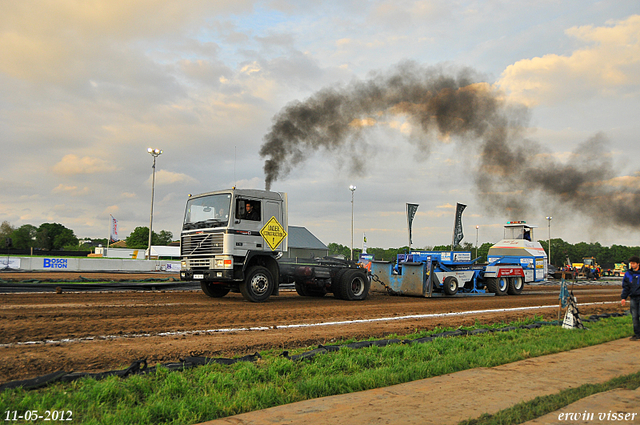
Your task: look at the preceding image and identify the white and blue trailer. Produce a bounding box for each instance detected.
[370,222,547,297]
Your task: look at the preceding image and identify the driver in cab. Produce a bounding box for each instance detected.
[243,202,259,221]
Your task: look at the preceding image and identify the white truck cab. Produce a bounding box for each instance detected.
[180,189,288,301]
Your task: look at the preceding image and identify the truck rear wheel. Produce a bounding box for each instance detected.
[294,281,326,297]
[201,282,230,298]
[307,288,327,297]
[331,269,349,299]
[338,269,369,301]
[485,277,509,296]
[443,276,459,296]
[240,266,274,302]
[507,277,524,295]
[294,281,309,296]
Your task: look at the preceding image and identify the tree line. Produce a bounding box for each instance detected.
[0,221,173,251]
[329,239,640,269]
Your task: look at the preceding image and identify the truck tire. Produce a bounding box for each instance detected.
[201,282,230,298]
[294,281,309,296]
[338,269,369,301]
[307,288,327,297]
[443,276,459,296]
[485,277,509,296]
[294,282,326,297]
[331,269,350,299]
[507,276,524,295]
[240,266,274,302]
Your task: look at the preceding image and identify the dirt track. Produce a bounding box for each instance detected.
[0,277,625,385]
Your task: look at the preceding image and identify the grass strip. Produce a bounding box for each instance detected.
[460,370,640,425]
[0,315,633,425]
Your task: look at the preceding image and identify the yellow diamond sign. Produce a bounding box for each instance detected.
[260,216,288,251]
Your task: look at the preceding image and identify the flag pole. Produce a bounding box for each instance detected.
[107,215,111,254]
[407,204,412,252]
[451,214,455,252]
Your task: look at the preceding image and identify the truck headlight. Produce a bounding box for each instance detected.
[215,256,233,269]
[181,260,187,268]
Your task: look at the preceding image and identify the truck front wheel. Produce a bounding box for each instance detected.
[485,277,509,296]
[201,282,230,298]
[240,266,274,302]
[507,277,524,295]
[338,269,369,301]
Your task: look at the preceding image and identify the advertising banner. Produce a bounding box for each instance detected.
[453,203,467,247]
[110,215,119,242]
[406,203,419,245]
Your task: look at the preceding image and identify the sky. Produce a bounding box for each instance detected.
[1,0,640,250]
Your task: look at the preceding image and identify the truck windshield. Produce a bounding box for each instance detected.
[183,194,232,230]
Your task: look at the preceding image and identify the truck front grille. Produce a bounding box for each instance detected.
[181,232,224,257]
[189,258,212,268]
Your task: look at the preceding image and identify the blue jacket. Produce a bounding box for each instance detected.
[621,268,640,299]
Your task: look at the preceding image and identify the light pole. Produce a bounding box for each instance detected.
[349,185,356,261]
[475,225,479,259]
[546,216,552,265]
[147,148,162,259]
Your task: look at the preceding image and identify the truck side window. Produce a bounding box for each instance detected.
[236,199,261,221]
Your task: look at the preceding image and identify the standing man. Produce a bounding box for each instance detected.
[621,255,640,341]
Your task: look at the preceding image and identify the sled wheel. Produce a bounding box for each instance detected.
[485,277,509,296]
[443,276,459,296]
[507,276,524,295]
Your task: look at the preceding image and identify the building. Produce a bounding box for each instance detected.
[284,226,329,259]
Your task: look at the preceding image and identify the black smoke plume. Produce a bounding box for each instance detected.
[260,61,640,227]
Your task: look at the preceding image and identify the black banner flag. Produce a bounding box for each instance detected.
[452,203,467,247]
[407,203,419,245]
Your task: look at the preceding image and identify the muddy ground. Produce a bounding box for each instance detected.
[0,273,626,385]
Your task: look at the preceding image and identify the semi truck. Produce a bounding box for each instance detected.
[370,221,548,296]
[179,188,369,302]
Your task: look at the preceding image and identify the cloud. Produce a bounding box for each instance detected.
[149,169,198,185]
[436,203,454,209]
[52,155,120,175]
[0,0,255,84]
[369,0,449,30]
[103,205,120,217]
[234,177,263,189]
[180,58,233,86]
[594,174,640,189]
[52,184,90,196]
[498,15,640,106]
